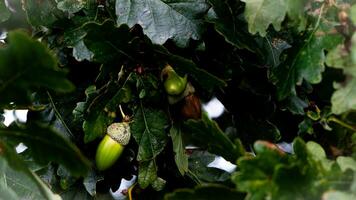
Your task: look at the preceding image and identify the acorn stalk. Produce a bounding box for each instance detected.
[95,122,130,171]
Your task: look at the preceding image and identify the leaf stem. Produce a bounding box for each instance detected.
[327,116,356,132]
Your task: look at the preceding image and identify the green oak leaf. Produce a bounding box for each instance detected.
[188,151,230,183]
[327,34,356,114]
[285,0,308,31]
[207,0,262,53]
[57,0,86,14]
[75,81,132,143]
[83,20,133,64]
[241,0,287,36]
[23,0,63,27]
[138,159,158,189]
[170,125,188,175]
[115,0,209,47]
[183,114,245,163]
[0,31,75,107]
[131,107,169,161]
[0,123,91,177]
[270,32,343,100]
[241,0,307,36]
[0,141,61,200]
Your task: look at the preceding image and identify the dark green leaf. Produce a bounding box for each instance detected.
[183,114,245,163]
[170,125,188,175]
[0,123,91,177]
[207,0,262,53]
[83,169,103,196]
[23,0,63,27]
[60,183,92,200]
[154,45,227,92]
[0,31,75,106]
[138,159,157,189]
[285,95,308,115]
[152,177,166,191]
[83,111,114,143]
[271,32,343,100]
[115,0,209,47]
[189,151,230,183]
[131,107,169,161]
[0,141,61,200]
[83,20,133,64]
[104,85,132,113]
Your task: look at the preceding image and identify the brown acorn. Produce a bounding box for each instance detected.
[180,94,202,120]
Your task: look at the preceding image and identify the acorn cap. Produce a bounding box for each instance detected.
[107,122,131,146]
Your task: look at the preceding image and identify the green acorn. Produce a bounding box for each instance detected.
[95,122,130,171]
[162,64,187,96]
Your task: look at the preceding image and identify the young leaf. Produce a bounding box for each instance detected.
[115,0,209,47]
[131,107,169,161]
[0,123,91,177]
[0,31,75,106]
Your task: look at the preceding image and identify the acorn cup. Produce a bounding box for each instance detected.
[161,64,202,120]
[95,122,131,171]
